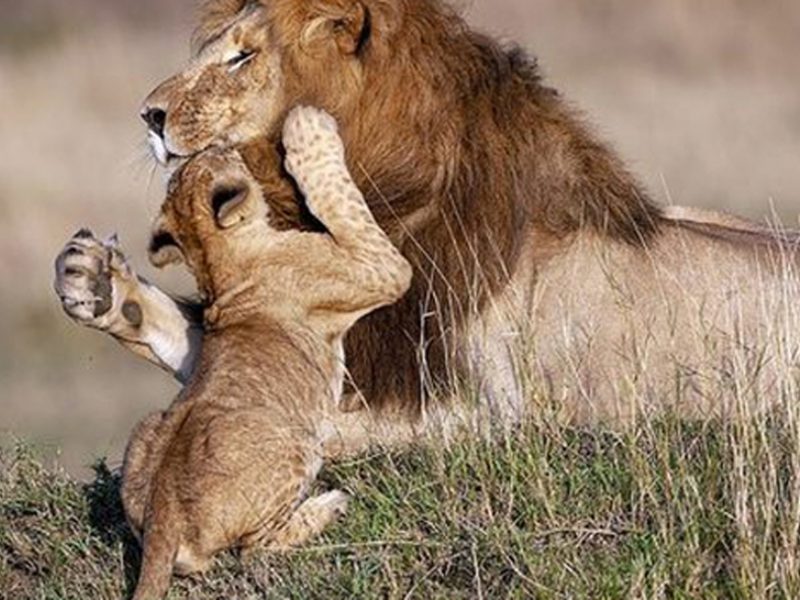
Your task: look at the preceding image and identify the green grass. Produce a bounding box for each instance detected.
[3,416,800,599]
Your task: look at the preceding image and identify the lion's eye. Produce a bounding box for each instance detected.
[227,49,257,71]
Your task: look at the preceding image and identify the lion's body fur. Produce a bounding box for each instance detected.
[513,222,798,423]
[144,0,800,421]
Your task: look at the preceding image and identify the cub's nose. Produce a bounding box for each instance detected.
[141,107,167,138]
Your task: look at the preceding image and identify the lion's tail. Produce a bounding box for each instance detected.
[131,483,180,600]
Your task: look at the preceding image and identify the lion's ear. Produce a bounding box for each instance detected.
[303,2,372,57]
[334,2,371,56]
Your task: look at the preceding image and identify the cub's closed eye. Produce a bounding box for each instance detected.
[227,49,257,69]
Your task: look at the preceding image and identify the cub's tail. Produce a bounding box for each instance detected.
[131,487,180,600]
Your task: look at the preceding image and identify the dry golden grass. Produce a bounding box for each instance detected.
[5,406,800,597]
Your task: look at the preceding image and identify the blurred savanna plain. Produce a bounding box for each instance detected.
[1,0,800,493]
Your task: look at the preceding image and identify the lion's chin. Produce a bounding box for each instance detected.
[148,137,191,184]
[147,131,170,165]
[147,131,193,168]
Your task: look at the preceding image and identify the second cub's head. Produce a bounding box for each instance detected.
[149,147,277,298]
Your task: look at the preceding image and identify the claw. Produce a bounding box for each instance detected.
[105,233,121,249]
[105,233,131,274]
[74,228,95,240]
[108,244,132,276]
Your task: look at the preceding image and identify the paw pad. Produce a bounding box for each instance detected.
[54,230,132,327]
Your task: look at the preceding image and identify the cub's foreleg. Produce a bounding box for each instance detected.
[54,230,202,382]
[282,106,413,311]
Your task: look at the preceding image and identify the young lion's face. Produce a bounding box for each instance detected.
[149,148,279,298]
[141,0,374,165]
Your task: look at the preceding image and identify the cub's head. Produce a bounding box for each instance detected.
[142,0,382,164]
[149,147,281,298]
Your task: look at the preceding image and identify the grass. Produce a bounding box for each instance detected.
[4,412,800,599]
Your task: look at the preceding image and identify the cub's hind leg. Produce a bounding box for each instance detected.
[269,490,350,549]
[240,490,350,559]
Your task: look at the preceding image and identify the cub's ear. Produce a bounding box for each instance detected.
[149,230,184,268]
[211,182,258,229]
[302,1,372,56]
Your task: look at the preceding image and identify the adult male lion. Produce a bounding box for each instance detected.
[55,0,800,426]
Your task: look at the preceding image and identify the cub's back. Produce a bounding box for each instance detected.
[188,316,338,415]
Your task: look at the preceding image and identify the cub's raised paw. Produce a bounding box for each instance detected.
[54,229,136,331]
[282,106,345,188]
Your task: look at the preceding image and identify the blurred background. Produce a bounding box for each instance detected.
[1,0,798,476]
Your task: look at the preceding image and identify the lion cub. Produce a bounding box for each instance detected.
[121,106,412,600]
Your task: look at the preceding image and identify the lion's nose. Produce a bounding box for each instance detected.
[141,107,167,138]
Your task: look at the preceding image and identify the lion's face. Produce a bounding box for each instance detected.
[142,5,282,164]
[149,148,277,297]
[142,0,374,165]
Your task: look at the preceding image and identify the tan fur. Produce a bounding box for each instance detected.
[121,107,411,600]
[56,0,800,427]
